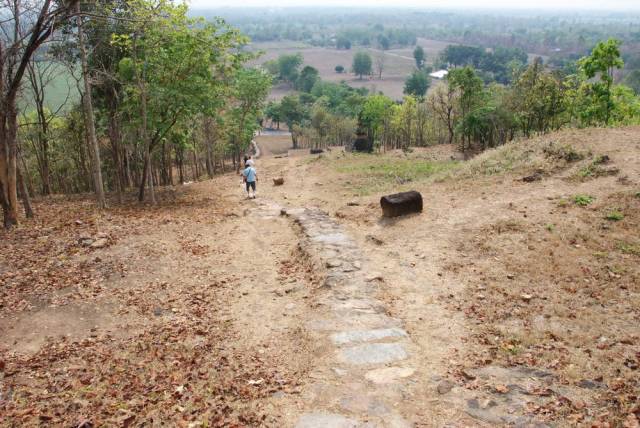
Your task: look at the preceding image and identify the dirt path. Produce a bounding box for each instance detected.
[248,141,482,426]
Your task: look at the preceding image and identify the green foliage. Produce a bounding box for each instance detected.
[510,58,568,136]
[277,53,303,84]
[403,70,430,98]
[573,194,595,206]
[624,70,640,95]
[413,45,425,69]
[227,68,272,152]
[617,241,640,256]
[605,211,624,221]
[441,45,527,84]
[360,94,394,143]
[576,39,624,126]
[335,65,345,73]
[352,51,372,79]
[334,155,458,195]
[296,65,320,93]
[336,36,351,50]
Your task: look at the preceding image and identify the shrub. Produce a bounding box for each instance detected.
[605,211,624,221]
[573,195,595,206]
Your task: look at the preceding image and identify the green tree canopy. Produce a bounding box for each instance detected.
[296,65,320,93]
[277,53,303,84]
[404,70,430,98]
[577,38,624,125]
[413,45,425,69]
[352,51,372,80]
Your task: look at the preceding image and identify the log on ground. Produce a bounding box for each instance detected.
[380,191,423,218]
[273,178,285,186]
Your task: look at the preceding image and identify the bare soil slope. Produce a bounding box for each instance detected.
[256,126,640,426]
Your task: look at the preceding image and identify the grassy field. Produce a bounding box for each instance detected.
[250,39,452,101]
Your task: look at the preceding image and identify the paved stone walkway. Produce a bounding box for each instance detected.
[253,200,417,428]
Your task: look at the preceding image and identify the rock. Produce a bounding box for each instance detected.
[437,380,455,394]
[295,413,358,428]
[339,342,408,365]
[365,366,415,384]
[326,259,343,268]
[366,273,383,282]
[578,379,603,389]
[79,237,94,247]
[273,177,284,186]
[90,238,108,249]
[366,235,385,246]
[331,327,407,346]
[521,294,533,302]
[380,191,423,218]
[75,220,84,225]
[347,201,360,206]
[522,173,542,182]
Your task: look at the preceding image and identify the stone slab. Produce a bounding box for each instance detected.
[365,366,415,384]
[331,328,408,346]
[339,342,408,365]
[295,413,359,428]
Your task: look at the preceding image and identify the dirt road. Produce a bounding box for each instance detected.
[2,127,638,426]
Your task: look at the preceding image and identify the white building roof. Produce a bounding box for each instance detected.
[429,70,449,79]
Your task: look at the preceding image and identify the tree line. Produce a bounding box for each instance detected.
[1,0,271,229]
[263,39,639,153]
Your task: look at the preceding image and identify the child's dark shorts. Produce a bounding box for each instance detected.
[246,181,256,191]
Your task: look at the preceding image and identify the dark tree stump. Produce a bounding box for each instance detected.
[273,177,284,186]
[352,132,373,153]
[380,191,423,218]
[310,148,324,154]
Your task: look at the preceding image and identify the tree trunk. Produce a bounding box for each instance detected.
[17,165,34,218]
[0,104,20,228]
[76,4,106,209]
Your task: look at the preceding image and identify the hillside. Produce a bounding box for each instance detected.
[1,127,639,426]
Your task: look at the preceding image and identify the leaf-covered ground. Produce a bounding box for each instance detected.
[1,185,311,427]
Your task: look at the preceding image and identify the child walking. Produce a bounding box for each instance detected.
[242,162,258,199]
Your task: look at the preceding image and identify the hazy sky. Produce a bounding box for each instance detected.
[190,0,640,10]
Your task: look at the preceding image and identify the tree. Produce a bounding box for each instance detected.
[76,1,106,208]
[375,52,385,80]
[404,70,430,98]
[624,70,640,95]
[296,66,319,93]
[336,36,351,50]
[352,51,372,80]
[1,0,80,228]
[428,83,458,145]
[280,95,307,148]
[377,34,390,50]
[277,53,303,85]
[360,94,394,144]
[114,0,249,202]
[265,101,282,129]
[577,39,624,125]
[227,68,272,170]
[413,46,426,69]
[510,58,567,136]
[448,66,486,150]
[335,65,345,74]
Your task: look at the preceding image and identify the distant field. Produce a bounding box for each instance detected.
[19,62,80,113]
[250,39,453,101]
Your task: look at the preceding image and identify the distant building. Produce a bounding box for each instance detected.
[429,70,449,79]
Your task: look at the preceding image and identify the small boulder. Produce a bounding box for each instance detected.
[90,238,109,249]
[273,177,284,186]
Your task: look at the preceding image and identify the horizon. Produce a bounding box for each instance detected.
[188,0,640,12]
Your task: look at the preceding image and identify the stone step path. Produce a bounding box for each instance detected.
[253,200,418,428]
